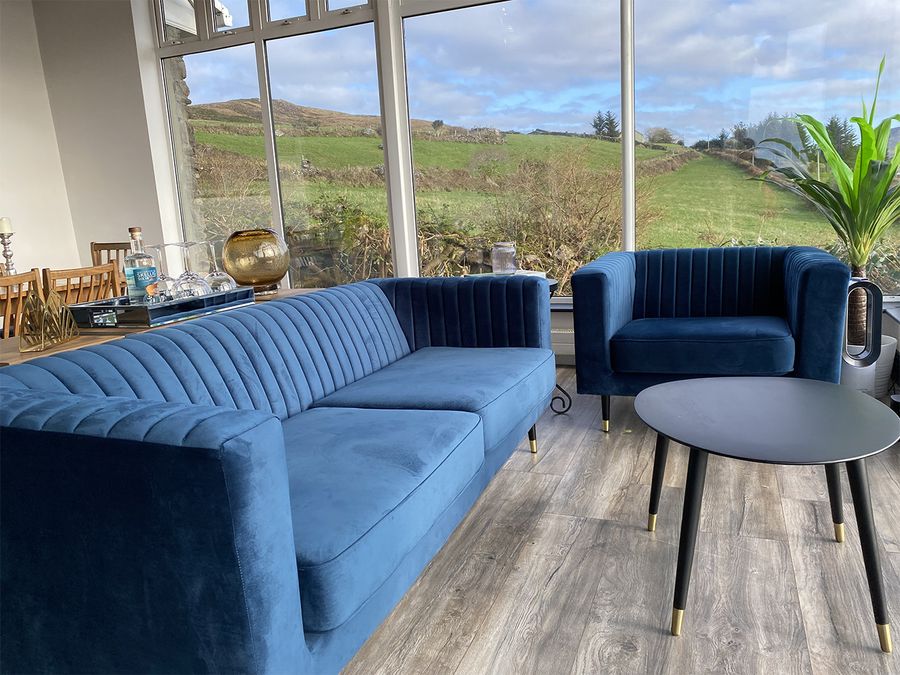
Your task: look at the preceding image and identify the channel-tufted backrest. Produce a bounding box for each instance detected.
[632,247,788,319]
[0,282,410,420]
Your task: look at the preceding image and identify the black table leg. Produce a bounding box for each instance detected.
[550,383,572,414]
[601,395,610,432]
[846,459,893,653]
[671,447,708,636]
[647,434,669,532]
[824,464,845,543]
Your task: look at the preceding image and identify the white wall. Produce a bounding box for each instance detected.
[0,0,80,273]
[32,0,168,262]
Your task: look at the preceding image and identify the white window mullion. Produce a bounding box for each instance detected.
[374,0,419,278]
[620,0,636,251]
[194,0,214,40]
[249,15,289,285]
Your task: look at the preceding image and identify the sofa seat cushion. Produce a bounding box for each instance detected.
[281,406,483,633]
[313,347,556,450]
[611,316,795,375]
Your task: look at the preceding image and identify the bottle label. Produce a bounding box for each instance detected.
[125,266,159,300]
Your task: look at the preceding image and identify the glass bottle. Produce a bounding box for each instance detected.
[123,227,159,303]
[491,242,517,275]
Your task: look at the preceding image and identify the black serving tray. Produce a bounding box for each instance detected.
[69,288,256,328]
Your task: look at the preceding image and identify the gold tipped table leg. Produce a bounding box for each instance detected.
[671,608,684,636]
[878,624,892,653]
[834,522,845,543]
[648,513,658,532]
[602,420,610,432]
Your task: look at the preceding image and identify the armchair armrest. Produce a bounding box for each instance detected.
[0,390,310,674]
[370,275,551,350]
[572,252,636,393]
[783,246,850,383]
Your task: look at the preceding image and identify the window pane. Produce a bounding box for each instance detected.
[328,0,365,11]
[405,1,622,294]
[213,0,249,32]
[269,0,307,22]
[162,44,274,247]
[634,0,899,294]
[162,0,197,42]
[267,25,392,287]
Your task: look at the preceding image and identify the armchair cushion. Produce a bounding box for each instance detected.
[313,346,556,452]
[611,316,795,376]
[280,407,483,633]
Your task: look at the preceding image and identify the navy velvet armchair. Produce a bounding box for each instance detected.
[572,246,850,431]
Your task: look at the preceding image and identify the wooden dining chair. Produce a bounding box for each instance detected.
[90,242,131,294]
[0,268,43,339]
[43,262,122,305]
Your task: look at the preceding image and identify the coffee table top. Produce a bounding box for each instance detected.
[635,377,900,465]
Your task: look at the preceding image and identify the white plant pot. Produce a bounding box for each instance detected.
[841,347,877,396]
[873,335,897,399]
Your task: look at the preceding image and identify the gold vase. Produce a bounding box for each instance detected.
[222,228,290,297]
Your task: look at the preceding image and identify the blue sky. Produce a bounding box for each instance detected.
[182,0,899,145]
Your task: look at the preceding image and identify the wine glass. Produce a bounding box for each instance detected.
[173,242,213,297]
[204,240,237,292]
[145,243,178,302]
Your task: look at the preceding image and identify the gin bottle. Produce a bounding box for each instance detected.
[123,227,159,303]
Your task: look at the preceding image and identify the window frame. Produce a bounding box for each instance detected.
[152,0,637,287]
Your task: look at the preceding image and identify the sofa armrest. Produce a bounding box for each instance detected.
[0,390,310,674]
[370,276,551,350]
[572,252,636,393]
[783,246,850,383]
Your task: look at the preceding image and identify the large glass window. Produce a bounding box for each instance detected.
[634,0,900,293]
[404,1,624,294]
[162,44,274,246]
[266,24,392,287]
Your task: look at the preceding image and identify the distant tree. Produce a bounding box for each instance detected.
[732,122,756,149]
[718,128,729,147]
[825,115,857,162]
[647,127,676,144]
[591,110,605,136]
[432,119,444,135]
[602,110,620,138]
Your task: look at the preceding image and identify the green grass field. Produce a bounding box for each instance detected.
[194,126,665,172]
[639,155,833,248]
[193,122,885,253]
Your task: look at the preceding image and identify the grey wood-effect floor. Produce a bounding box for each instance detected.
[345,367,900,675]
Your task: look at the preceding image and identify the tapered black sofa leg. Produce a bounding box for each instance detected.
[648,434,670,532]
[528,425,537,454]
[602,395,610,432]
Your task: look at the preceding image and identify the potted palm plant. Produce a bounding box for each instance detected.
[757,58,899,392]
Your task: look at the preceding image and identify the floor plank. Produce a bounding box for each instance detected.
[345,370,900,674]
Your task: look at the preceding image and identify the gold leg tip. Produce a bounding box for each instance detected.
[834,522,845,543]
[529,439,537,454]
[647,513,657,532]
[602,420,610,432]
[671,608,684,636]
[878,624,892,653]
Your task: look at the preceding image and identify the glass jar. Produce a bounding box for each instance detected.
[491,242,517,275]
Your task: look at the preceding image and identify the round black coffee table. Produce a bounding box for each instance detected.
[635,377,900,653]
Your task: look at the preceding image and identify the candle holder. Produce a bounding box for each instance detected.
[0,233,15,275]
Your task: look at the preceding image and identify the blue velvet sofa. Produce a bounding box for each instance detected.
[572,246,850,430]
[0,275,555,674]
